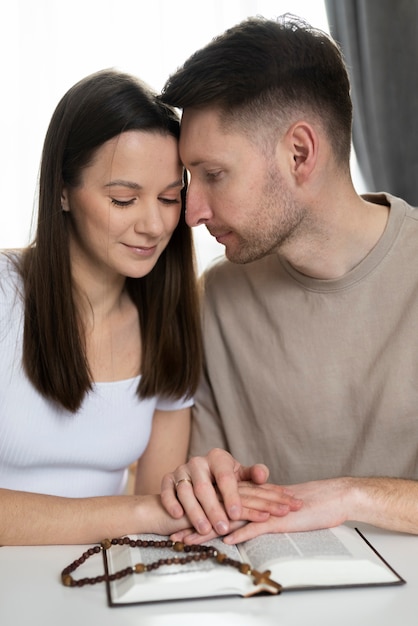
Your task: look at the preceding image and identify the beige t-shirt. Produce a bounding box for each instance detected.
[190,193,418,484]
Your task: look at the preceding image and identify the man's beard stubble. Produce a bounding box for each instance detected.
[224,165,307,264]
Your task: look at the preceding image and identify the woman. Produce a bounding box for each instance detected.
[0,69,201,545]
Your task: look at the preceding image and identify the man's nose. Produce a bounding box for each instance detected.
[185,182,213,227]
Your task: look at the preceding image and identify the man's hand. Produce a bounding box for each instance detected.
[161,448,300,536]
[164,469,418,545]
[171,478,348,544]
[217,478,351,543]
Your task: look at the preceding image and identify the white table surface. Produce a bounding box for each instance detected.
[1,523,417,626]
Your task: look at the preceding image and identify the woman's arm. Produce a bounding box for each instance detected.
[0,488,190,546]
[0,409,192,546]
[134,407,191,495]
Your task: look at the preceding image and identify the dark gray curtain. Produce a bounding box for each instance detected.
[325,0,418,205]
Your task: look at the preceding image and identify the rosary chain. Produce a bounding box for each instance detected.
[61,537,254,588]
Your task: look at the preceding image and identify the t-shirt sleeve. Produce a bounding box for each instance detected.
[155,394,194,411]
[189,370,228,457]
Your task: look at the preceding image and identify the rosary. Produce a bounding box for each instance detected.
[61,536,282,594]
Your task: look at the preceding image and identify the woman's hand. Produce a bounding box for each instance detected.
[161,449,270,536]
[169,481,303,543]
[161,448,302,539]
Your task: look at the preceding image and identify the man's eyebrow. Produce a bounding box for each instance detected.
[187,159,221,168]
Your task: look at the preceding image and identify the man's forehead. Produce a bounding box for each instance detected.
[181,107,224,136]
[179,108,225,163]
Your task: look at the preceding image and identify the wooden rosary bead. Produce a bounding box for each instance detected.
[62,574,73,587]
[239,563,251,575]
[216,552,227,563]
[134,563,145,574]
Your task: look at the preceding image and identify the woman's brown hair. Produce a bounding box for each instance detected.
[18,69,201,412]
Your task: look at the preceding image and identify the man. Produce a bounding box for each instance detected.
[160,15,418,543]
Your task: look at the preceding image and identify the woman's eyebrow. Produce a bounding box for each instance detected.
[105,180,142,190]
[163,178,185,190]
[104,178,184,191]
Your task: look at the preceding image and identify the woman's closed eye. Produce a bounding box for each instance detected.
[158,196,181,205]
[111,197,136,208]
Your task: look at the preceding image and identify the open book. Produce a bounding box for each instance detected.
[104,525,404,606]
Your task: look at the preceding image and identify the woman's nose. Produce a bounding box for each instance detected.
[133,202,164,236]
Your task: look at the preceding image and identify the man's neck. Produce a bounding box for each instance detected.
[279,195,390,280]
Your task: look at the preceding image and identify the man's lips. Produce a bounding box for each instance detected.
[211,231,233,244]
[207,227,232,241]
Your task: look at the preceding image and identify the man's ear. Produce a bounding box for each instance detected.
[61,187,70,212]
[282,121,318,184]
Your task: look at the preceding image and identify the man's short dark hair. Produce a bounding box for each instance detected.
[161,15,353,164]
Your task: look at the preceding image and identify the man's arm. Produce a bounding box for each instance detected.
[219,476,418,544]
[161,450,418,543]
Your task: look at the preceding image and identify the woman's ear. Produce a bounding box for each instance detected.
[61,188,70,212]
[284,121,318,184]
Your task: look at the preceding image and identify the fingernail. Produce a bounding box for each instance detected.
[172,505,183,518]
[223,535,235,545]
[196,520,211,534]
[228,505,240,519]
[215,521,229,535]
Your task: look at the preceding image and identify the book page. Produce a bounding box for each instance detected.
[238,528,350,571]
[107,534,251,603]
[237,526,403,589]
[125,534,242,578]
